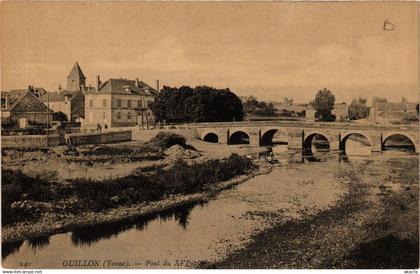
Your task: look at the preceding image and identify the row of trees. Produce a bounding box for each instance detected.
[151,85,376,123]
[151,86,244,123]
[312,88,371,121]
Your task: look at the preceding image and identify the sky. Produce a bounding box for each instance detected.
[1,2,419,103]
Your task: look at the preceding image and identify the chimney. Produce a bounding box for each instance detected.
[156,79,160,92]
[5,94,9,109]
[96,75,101,92]
[135,78,139,87]
[58,84,62,94]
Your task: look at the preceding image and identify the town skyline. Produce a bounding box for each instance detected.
[1,2,418,104]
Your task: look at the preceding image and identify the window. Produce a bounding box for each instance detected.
[127,100,131,108]
[102,99,107,107]
[117,112,121,120]
[89,100,93,107]
[117,99,121,108]
[127,112,131,120]
[138,100,142,108]
[103,112,107,120]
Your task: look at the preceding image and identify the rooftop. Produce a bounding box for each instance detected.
[67,62,86,80]
[87,78,158,96]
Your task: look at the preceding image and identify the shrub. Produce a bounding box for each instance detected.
[146,132,187,149]
[1,169,58,224]
[319,113,336,122]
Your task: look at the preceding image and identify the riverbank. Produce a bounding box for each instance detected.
[2,132,271,243]
[2,162,272,243]
[209,156,419,269]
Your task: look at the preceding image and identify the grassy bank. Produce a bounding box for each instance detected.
[2,131,263,243]
[2,154,255,227]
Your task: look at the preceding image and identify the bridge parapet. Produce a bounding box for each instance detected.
[186,120,418,132]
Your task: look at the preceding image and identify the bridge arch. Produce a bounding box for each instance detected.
[199,130,220,143]
[339,132,372,154]
[260,128,288,146]
[202,132,219,143]
[229,130,250,145]
[303,131,331,153]
[382,133,417,152]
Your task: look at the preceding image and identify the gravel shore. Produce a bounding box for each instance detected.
[208,157,419,269]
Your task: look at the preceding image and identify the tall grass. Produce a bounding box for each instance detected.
[2,154,255,224]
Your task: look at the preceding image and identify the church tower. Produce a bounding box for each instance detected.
[67,62,86,91]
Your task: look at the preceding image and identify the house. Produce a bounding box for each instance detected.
[1,90,53,127]
[39,62,87,122]
[40,90,85,122]
[1,87,47,105]
[67,62,86,92]
[369,97,418,124]
[83,76,159,129]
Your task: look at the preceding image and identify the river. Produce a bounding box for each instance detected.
[2,139,417,268]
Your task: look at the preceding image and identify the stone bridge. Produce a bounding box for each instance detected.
[190,121,419,153]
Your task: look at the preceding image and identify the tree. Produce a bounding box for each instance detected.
[348,97,370,120]
[151,86,244,123]
[313,88,335,121]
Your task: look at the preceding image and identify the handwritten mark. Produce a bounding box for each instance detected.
[383,19,395,31]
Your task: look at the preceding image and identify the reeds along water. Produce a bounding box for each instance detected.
[1,154,255,225]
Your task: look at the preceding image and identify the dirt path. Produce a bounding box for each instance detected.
[209,157,419,269]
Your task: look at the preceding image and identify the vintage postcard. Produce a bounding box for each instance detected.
[1,1,419,271]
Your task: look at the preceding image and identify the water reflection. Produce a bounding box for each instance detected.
[383,134,416,153]
[270,138,372,163]
[2,240,24,260]
[27,236,50,251]
[342,134,372,156]
[3,201,204,259]
[71,201,203,247]
[384,145,416,153]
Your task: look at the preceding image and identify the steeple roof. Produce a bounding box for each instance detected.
[67,62,86,80]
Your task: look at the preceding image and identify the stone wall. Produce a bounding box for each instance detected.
[65,130,132,146]
[1,134,61,148]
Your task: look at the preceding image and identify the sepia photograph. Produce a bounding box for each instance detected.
[1,1,419,271]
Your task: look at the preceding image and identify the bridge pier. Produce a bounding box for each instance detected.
[330,134,340,152]
[221,129,229,144]
[370,131,383,153]
[287,128,303,152]
[249,129,261,146]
